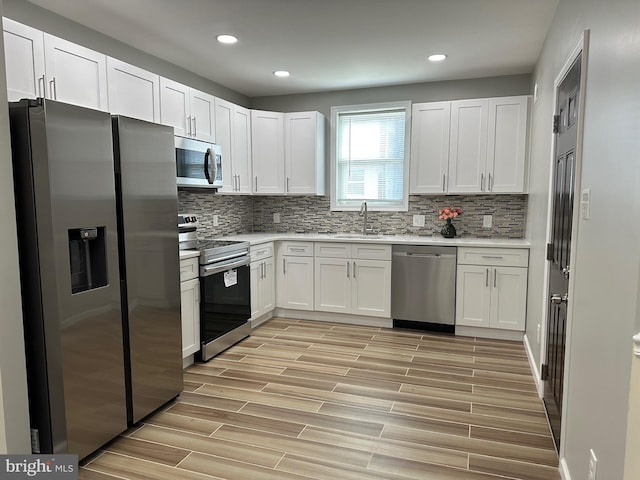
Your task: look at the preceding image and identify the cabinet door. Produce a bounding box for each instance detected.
[314,257,351,314]
[250,261,261,319]
[410,102,451,194]
[260,257,276,314]
[278,255,314,310]
[43,33,108,111]
[284,111,324,195]
[232,105,253,194]
[490,266,528,331]
[3,18,46,101]
[487,96,529,193]
[159,77,189,137]
[214,98,236,193]
[352,260,391,318]
[190,89,215,143]
[448,98,488,193]
[251,110,285,194]
[455,265,491,327]
[107,57,160,122]
[180,278,200,358]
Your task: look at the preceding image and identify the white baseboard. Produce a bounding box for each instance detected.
[559,457,572,480]
[274,308,392,328]
[523,333,544,398]
[250,312,274,329]
[455,325,524,341]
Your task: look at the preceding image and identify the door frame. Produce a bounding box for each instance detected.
[538,30,590,460]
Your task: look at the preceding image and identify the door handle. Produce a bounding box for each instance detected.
[551,294,569,304]
[562,266,570,277]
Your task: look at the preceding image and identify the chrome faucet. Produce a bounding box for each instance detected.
[359,201,370,235]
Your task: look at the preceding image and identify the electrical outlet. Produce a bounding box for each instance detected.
[483,215,493,228]
[273,212,281,224]
[537,324,541,344]
[413,215,425,227]
[588,449,598,480]
[212,214,219,227]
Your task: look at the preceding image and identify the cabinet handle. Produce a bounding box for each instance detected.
[283,258,286,274]
[192,116,197,136]
[481,173,485,192]
[235,175,239,191]
[38,75,45,98]
[353,261,356,278]
[489,173,493,191]
[442,174,446,192]
[482,255,504,259]
[261,262,265,279]
[346,262,350,278]
[494,269,497,288]
[255,176,258,191]
[286,177,290,193]
[49,78,57,100]
[290,247,305,252]
[486,268,489,287]
[186,116,191,136]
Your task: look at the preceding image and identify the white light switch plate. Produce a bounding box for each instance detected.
[212,214,219,227]
[273,212,281,224]
[413,215,425,227]
[483,215,492,228]
[581,188,591,220]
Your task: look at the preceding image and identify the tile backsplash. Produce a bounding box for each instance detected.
[179,191,526,239]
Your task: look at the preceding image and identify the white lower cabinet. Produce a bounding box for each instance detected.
[456,247,528,331]
[314,243,391,318]
[180,276,200,358]
[276,242,314,311]
[250,256,275,320]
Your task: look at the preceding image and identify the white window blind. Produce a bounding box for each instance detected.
[332,103,409,210]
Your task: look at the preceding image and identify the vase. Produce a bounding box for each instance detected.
[441,218,456,238]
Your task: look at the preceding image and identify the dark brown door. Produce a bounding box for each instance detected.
[544,54,582,451]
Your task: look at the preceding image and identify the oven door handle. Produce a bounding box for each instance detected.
[201,257,250,276]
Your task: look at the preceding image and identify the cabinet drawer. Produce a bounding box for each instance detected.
[250,243,273,262]
[314,242,351,258]
[180,257,199,281]
[279,241,314,257]
[352,244,392,260]
[457,247,529,267]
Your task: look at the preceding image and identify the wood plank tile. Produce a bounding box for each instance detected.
[277,454,415,480]
[219,369,337,391]
[240,402,385,437]
[132,424,284,468]
[470,425,556,451]
[177,391,247,412]
[86,452,217,480]
[469,454,561,480]
[369,453,508,480]
[297,354,409,375]
[298,426,380,452]
[78,469,123,480]
[199,357,286,375]
[182,372,267,391]
[319,402,470,437]
[167,402,306,437]
[405,368,537,392]
[281,366,402,392]
[472,403,549,424]
[182,380,205,392]
[374,438,469,469]
[346,367,474,393]
[213,424,372,468]
[102,435,187,467]
[142,411,222,436]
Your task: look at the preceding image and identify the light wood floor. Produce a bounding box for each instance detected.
[79,318,560,480]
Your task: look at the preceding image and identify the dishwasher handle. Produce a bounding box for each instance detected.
[392,251,456,259]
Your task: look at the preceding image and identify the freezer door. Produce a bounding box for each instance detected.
[113,116,182,423]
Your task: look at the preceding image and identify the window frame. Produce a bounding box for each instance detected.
[330,101,411,212]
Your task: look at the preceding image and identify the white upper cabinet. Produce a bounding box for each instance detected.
[447,98,489,193]
[107,57,160,122]
[160,77,215,142]
[410,101,451,194]
[251,110,285,194]
[43,34,108,111]
[486,96,530,193]
[284,111,325,195]
[215,98,252,194]
[3,18,46,101]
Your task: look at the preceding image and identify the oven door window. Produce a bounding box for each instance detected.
[176,147,211,181]
[200,265,250,343]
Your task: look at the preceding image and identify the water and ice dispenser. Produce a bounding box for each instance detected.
[68,227,108,294]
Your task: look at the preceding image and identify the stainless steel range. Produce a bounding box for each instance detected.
[195,237,252,361]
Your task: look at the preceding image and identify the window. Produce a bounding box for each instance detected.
[331,102,411,211]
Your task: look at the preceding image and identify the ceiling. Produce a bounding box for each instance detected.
[25,0,559,98]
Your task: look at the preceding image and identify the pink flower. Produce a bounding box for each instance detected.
[438,207,463,220]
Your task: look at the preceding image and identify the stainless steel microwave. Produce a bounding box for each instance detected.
[175,136,222,189]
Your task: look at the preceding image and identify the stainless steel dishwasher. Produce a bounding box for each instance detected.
[391,245,457,333]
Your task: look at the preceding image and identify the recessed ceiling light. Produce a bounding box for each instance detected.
[427,53,448,62]
[273,70,290,78]
[217,34,238,44]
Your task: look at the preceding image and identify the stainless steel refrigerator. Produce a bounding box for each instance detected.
[9,99,182,460]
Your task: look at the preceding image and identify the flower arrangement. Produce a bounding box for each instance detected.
[438,207,463,221]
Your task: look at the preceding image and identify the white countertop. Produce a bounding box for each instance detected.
[179,249,200,260]
[218,232,530,248]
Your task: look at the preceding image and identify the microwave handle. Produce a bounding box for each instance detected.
[203,148,213,184]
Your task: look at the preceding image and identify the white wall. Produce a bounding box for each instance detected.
[0,0,31,454]
[526,0,640,478]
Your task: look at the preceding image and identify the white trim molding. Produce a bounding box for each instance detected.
[524,334,544,398]
[633,332,640,357]
[559,457,572,480]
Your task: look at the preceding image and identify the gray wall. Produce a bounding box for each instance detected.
[0,0,31,453]
[525,0,640,478]
[2,0,250,106]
